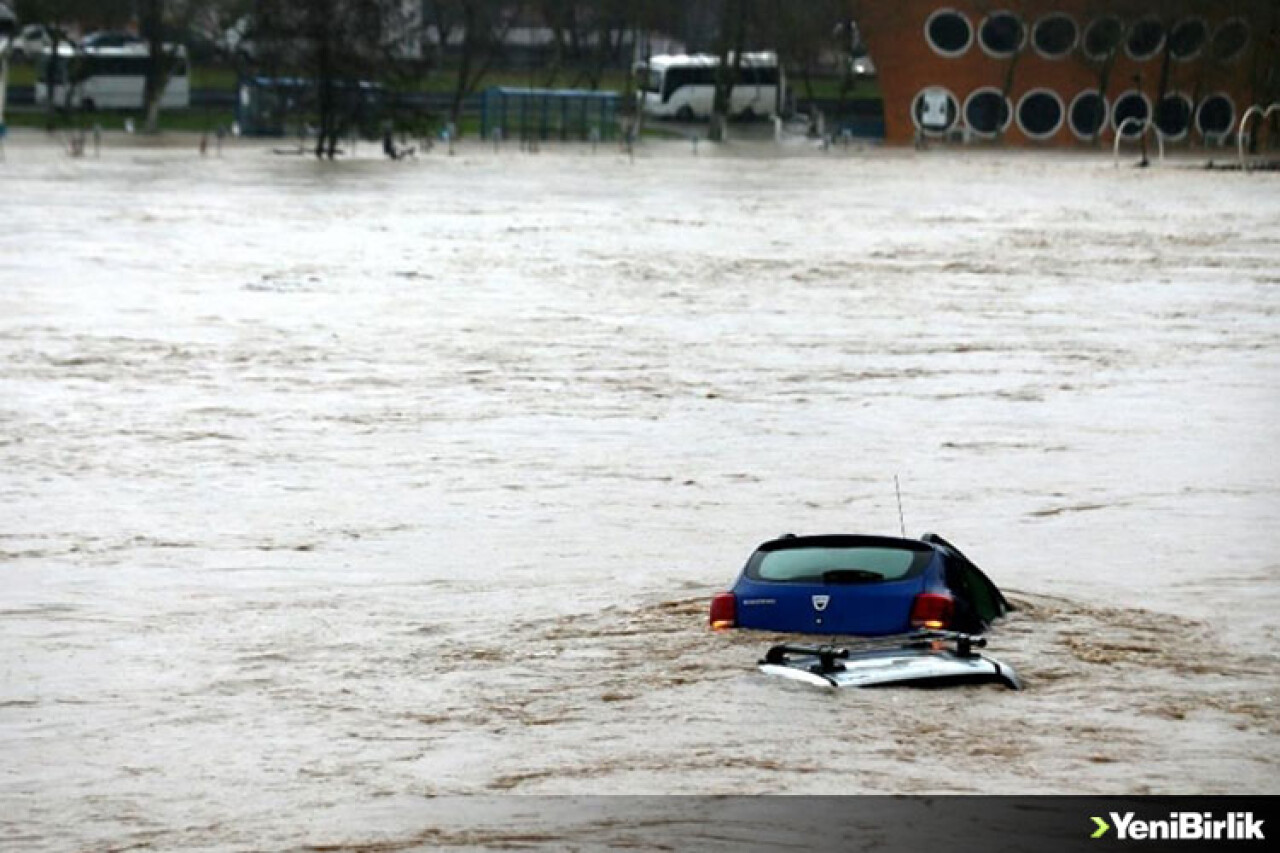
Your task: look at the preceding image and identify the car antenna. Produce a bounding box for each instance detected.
[894,475,907,538]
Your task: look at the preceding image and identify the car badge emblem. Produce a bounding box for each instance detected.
[812,595,830,612]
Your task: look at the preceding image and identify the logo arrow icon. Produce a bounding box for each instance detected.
[1091,816,1111,839]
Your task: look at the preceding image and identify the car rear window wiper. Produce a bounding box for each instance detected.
[822,568,885,583]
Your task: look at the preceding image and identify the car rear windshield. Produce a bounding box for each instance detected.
[748,542,932,583]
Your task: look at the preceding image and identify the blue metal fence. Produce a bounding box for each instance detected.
[480,87,619,141]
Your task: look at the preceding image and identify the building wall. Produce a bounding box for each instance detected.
[857,0,1279,146]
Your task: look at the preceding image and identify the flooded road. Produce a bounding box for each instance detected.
[1,135,1278,850]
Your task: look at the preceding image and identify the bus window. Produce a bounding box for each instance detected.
[666,64,715,99]
[663,68,686,101]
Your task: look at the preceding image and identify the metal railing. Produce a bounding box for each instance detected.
[1113,117,1164,167]
[1237,103,1280,171]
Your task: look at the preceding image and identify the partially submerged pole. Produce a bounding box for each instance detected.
[1113,118,1162,167]
[1237,104,1280,171]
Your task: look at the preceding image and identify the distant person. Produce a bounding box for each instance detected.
[382,127,415,160]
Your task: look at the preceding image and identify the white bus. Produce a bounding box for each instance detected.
[636,51,784,121]
[35,43,190,110]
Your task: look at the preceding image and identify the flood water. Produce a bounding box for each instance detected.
[2,134,1278,850]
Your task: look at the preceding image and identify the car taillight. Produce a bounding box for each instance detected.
[910,593,953,630]
[709,592,736,630]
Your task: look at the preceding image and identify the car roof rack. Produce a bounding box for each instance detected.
[760,630,988,673]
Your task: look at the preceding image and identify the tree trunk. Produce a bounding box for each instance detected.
[141,0,172,134]
[1150,30,1175,154]
[709,0,747,141]
[583,18,622,90]
[449,2,519,133]
[629,24,647,140]
[449,2,478,128]
[316,32,334,159]
[45,31,66,129]
[540,0,569,88]
[1091,47,1121,146]
[997,51,1023,142]
[59,47,81,118]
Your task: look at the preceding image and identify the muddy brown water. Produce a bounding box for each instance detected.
[1,135,1278,850]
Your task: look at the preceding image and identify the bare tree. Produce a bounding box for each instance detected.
[988,0,1029,142]
[621,0,684,136]
[427,0,522,129]
[1,3,14,137]
[256,0,386,158]
[15,0,99,126]
[138,0,258,133]
[537,0,577,87]
[766,0,848,106]
[576,0,630,90]
[1080,0,1130,145]
[708,0,749,141]
[138,0,197,134]
[1260,0,1280,148]
[530,0,659,89]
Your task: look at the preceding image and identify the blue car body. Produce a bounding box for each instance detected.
[711,532,1011,636]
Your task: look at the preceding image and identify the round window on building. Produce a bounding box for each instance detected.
[926,9,973,56]
[1154,94,1193,140]
[913,87,959,135]
[1168,18,1208,61]
[1069,91,1109,140]
[1083,17,1124,60]
[1211,19,1249,63]
[1032,14,1077,58]
[964,88,1012,136]
[1112,91,1151,137]
[1017,90,1064,139]
[1196,94,1235,138]
[1126,17,1165,60]
[980,12,1025,57]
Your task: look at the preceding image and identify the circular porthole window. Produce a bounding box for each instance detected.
[980,12,1025,57]
[1069,91,1109,140]
[1126,17,1165,60]
[912,87,959,135]
[1168,18,1208,61]
[964,88,1012,137]
[1154,93,1193,140]
[1032,14,1077,59]
[1017,89,1064,139]
[1083,16,1124,60]
[1196,94,1235,138]
[1112,91,1151,137]
[1211,19,1249,63]
[926,9,973,57]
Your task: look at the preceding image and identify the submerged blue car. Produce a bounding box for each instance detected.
[710,532,1011,636]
